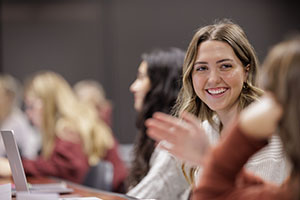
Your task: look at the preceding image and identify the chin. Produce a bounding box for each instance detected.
[207,105,225,112]
[134,105,142,112]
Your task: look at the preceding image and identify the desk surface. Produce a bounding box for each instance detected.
[0,176,137,200]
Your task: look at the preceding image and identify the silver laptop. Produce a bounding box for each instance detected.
[1,130,141,200]
[0,130,73,195]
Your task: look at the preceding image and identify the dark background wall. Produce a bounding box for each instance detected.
[1,0,299,143]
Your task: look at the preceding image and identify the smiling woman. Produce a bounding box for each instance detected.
[192,40,247,116]
[148,19,288,189]
[174,19,263,130]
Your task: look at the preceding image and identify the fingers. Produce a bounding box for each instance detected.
[146,111,209,166]
[158,143,185,160]
[146,118,179,144]
[147,112,189,132]
[180,111,202,132]
[239,93,283,139]
[146,111,199,144]
[152,112,184,128]
[160,146,182,159]
[261,93,283,121]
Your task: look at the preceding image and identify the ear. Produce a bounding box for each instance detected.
[244,64,250,81]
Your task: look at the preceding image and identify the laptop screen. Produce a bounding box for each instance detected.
[1,130,29,192]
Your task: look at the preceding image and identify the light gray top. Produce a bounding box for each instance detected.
[127,146,190,200]
[0,108,41,159]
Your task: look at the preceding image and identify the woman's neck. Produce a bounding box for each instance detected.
[216,103,239,130]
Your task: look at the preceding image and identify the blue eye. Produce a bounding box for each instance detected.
[221,64,232,69]
[195,66,208,71]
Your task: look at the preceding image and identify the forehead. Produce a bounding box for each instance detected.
[196,40,238,61]
[138,61,148,74]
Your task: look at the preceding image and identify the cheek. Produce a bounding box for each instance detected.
[223,70,245,89]
[26,111,36,126]
[192,74,205,94]
[27,108,42,126]
[144,86,151,97]
[142,80,151,96]
[30,110,38,121]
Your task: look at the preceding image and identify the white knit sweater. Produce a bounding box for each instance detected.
[126,146,190,200]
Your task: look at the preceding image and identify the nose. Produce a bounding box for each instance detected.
[129,80,137,93]
[207,69,221,85]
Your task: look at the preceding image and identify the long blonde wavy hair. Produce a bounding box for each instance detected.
[173,19,264,184]
[173,19,263,128]
[25,71,113,166]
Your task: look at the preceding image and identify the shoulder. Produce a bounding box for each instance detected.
[150,145,175,165]
[1,108,27,127]
[127,146,190,199]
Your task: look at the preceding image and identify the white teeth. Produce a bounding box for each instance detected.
[207,88,226,95]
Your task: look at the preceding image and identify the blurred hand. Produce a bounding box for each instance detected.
[0,157,12,177]
[239,93,283,139]
[145,111,210,166]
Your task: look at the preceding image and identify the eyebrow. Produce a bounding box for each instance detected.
[194,58,233,65]
[216,58,233,63]
[194,61,207,65]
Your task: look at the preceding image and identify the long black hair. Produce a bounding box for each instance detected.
[127,48,185,188]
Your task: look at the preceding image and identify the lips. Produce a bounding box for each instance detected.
[206,87,228,96]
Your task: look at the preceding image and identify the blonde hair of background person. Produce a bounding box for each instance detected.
[74,79,129,193]
[25,71,113,166]
[172,19,264,184]
[0,74,40,159]
[74,80,113,127]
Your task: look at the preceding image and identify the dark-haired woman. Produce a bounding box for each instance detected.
[126,48,190,200]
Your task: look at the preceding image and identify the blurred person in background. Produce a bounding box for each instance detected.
[126,48,190,200]
[0,71,114,184]
[74,80,112,127]
[0,74,40,159]
[74,80,128,192]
